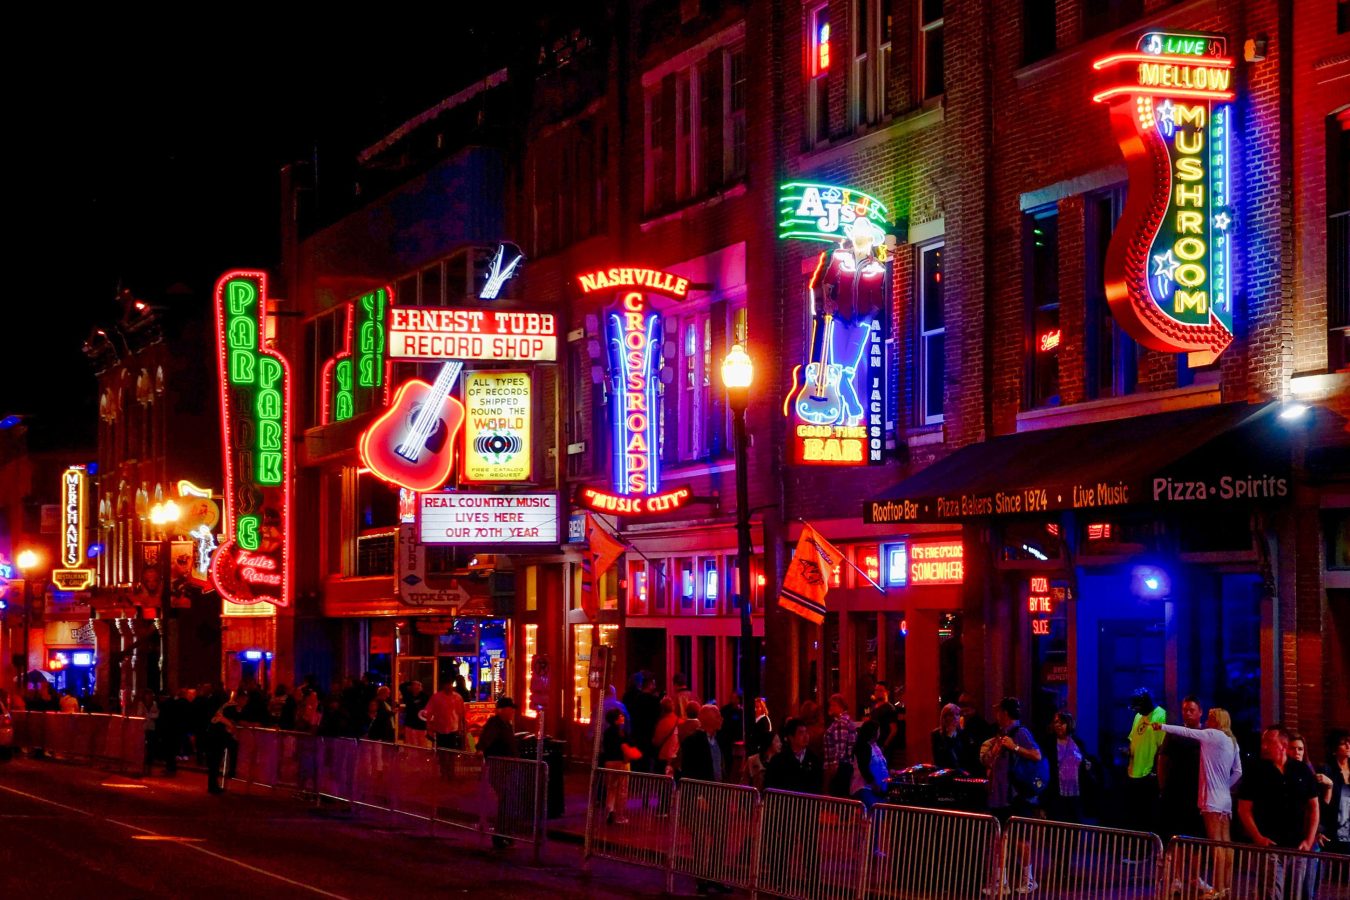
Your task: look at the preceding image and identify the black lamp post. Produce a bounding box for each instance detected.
[16,549,40,692]
[721,344,755,750]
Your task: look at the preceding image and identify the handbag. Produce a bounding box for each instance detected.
[622,742,643,762]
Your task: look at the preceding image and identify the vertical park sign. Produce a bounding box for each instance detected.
[212,271,290,608]
[1094,31,1236,366]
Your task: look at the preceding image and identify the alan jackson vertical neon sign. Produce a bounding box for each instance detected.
[778,183,890,465]
[1093,31,1236,366]
[212,271,291,607]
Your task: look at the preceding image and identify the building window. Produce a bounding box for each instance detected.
[566,343,592,477]
[1082,0,1143,40]
[809,4,831,144]
[851,0,893,127]
[679,558,696,612]
[883,543,909,587]
[919,0,944,100]
[1340,0,1349,33]
[354,469,398,577]
[1023,0,1056,63]
[1085,187,1137,398]
[701,558,719,613]
[628,559,649,616]
[1024,206,1061,408]
[645,45,749,216]
[1329,112,1349,370]
[728,46,748,180]
[918,243,946,424]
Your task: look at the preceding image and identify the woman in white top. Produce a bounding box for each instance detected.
[1154,707,1242,897]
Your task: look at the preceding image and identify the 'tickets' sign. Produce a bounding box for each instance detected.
[1094,31,1236,365]
[908,539,964,585]
[211,271,290,608]
[577,265,693,517]
[462,371,532,482]
[387,307,557,362]
[419,492,559,545]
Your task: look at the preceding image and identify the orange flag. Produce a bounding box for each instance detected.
[778,525,843,625]
[581,513,627,621]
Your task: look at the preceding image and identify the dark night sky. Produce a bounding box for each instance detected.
[7,19,538,451]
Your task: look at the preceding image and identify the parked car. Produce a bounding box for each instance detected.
[0,697,12,760]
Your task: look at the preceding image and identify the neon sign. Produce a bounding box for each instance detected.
[1094,31,1235,365]
[909,539,964,585]
[356,287,389,388]
[462,371,532,483]
[211,271,290,607]
[60,467,86,568]
[480,243,524,300]
[1038,329,1062,353]
[783,221,889,466]
[608,290,662,494]
[577,267,690,298]
[575,485,693,517]
[419,492,559,544]
[387,307,557,361]
[778,182,889,244]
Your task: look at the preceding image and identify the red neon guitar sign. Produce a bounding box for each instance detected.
[359,361,466,492]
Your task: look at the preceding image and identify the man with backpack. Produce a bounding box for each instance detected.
[982,697,1044,894]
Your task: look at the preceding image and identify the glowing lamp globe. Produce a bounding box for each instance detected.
[16,549,39,572]
[722,344,754,391]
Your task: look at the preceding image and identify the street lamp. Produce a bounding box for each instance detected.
[16,549,40,693]
[721,344,756,750]
[148,500,181,692]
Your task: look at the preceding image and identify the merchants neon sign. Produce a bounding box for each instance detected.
[778,182,890,244]
[60,467,87,568]
[1094,31,1236,365]
[212,271,290,607]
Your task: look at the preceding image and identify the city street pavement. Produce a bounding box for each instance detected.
[0,756,670,899]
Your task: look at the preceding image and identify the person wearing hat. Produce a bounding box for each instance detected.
[1125,687,1167,841]
[477,697,520,848]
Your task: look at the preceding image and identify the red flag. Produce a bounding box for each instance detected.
[778,525,843,625]
[582,514,627,621]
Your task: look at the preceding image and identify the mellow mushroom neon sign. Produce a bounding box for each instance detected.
[1094,30,1236,365]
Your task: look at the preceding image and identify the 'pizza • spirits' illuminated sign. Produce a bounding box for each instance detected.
[1094,31,1236,365]
[212,270,290,608]
[462,371,533,483]
[778,183,889,244]
[387,307,557,361]
[577,266,694,517]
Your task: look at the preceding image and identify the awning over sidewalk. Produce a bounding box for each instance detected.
[864,402,1291,524]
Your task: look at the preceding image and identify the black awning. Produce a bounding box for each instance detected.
[864,402,1291,524]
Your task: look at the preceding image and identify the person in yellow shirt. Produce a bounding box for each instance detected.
[1125,687,1167,841]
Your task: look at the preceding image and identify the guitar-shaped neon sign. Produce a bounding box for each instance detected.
[791,313,845,424]
[358,361,466,492]
[480,244,524,301]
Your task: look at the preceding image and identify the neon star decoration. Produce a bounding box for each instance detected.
[211,271,291,607]
[1094,30,1236,365]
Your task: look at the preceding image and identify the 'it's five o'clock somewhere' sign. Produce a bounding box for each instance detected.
[1094,30,1236,366]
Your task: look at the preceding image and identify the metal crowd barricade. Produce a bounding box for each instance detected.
[669,778,761,893]
[1000,816,1163,899]
[864,803,1002,899]
[584,769,678,871]
[352,738,402,821]
[483,755,547,852]
[316,736,360,806]
[426,747,488,835]
[756,789,870,900]
[230,725,262,790]
[274,729,320,797]
[250,727,282,789]
[1165,836,1350,899]
[11,710,41,751]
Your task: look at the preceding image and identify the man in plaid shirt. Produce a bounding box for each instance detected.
[823,693,858,794]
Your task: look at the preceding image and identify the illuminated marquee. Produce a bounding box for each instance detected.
[387,307,557,362]
[909,539,964,585]
[778,182,890,244]
[418,492,559,545]
[577,267,689,298]
[60,466,87,568]
[462,371,532,483]
[575,485,693,517]
[211,270,290,608]
[1094,31,1236,365]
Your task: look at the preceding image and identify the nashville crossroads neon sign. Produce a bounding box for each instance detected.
[1094,31,1236,365]
[578,266,692,517]
[212,271,290,607]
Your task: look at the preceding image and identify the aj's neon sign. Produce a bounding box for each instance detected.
[778,182,889,245]
[1094,31,1235,365]
[212,271,291,607]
